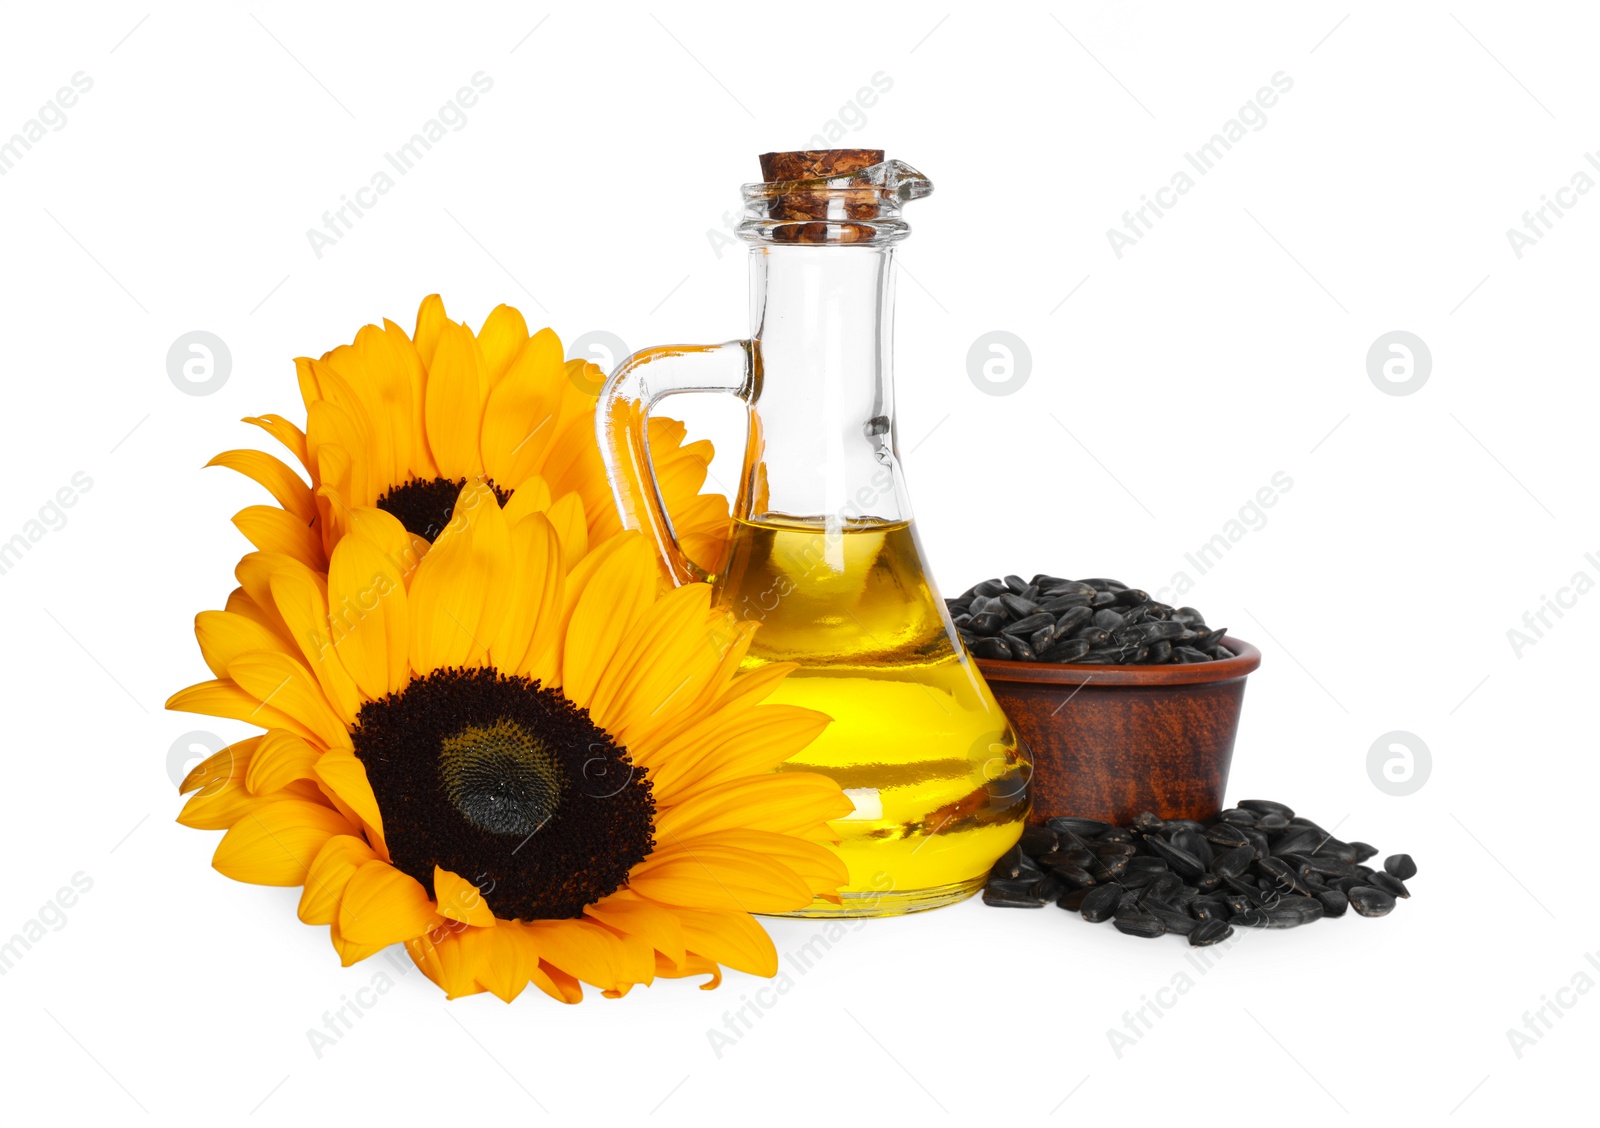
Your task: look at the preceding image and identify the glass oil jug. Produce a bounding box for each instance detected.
[597,150,1028,915]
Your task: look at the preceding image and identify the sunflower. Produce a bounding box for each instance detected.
[215,294,730,583]
[169,490,850,1002]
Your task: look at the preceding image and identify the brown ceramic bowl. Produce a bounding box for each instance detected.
[977,637,1262,826]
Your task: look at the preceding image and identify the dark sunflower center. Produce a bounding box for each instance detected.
[375,477,513,542]
[349,667,654,920]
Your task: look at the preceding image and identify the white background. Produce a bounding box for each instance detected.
[1,1,1594,1123]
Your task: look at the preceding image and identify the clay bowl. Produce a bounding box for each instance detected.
[976,637,1261,826]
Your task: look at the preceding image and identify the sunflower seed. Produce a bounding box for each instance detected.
[1347,885,1397,917]
[1148,905,1198,935]
[991,845,1025,880]
[1079,883,1122,922]
[1003,611,1055,637]
[1079,578,1127,591]
[1040,845,1094,869]
[1020,825,1058,855]
[1239,799,1295,818]
[998,593,1039,618]
[1048,815,1113,839]
[1053,605,1094,632]
[1041,594,1095,615]
[1189,918,1235,947]
[967,636,1012,660]
[1171,828,1214,867]
[1316,889,1349,918]
[1144,836,1207,880]
[1113,906,1167,938]
[1039,638,1091,663]
[1139,873,1185,907]
[1213,843,1255,879]
[1204,823,1252,848]
[1384,853,1417,880]
[1367,871,1410,899]
[983,881,1047,907]
[1056,887,1090,912]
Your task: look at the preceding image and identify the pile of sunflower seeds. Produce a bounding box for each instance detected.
[983,800,1416,946]
[947,574,1231,664]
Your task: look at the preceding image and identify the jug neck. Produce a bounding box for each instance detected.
[739,242,911,531]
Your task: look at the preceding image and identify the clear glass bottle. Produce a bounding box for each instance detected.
[597,152,1028,915]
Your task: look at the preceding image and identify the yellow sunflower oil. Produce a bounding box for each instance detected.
[714,516,1029,916]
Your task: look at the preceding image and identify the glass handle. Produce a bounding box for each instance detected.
[596,340,753,585]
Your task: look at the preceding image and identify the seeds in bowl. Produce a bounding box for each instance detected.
[948,574,1230,664]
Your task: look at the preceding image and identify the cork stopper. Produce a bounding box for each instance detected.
[757,149,888,243]
[759,149,885,183]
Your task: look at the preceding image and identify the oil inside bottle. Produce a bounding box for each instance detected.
[714,515,1029,916]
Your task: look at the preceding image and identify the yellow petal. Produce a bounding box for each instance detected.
[269,566,363,725]
[627,840,815,913]
[328,322,413,486]
[653,950,722,991]
[194,609,292,680]
[384,318,436,479]
[232,506,323,571]
[339,860,440,946]
[424,321,487,479]
[585,582,715,741]
[545,490,588,565]
[681,829,849,899]
[299,834,378,924]
[243,414,310,474]
[295,355,321,409]
[499,474,553,525]
[166,678,321,745]
[473,922,540,1002]
[412,294,448,368]
[584,891,685,966]
[226,650,352,750]
[347,505,429,590]
[312,747,385,842]
[223,585,294,650]
[180,775,321,831]
[642,703,831,804]
[245,729,321,795]
[525,919,625,991]
[476,303,530,387]
[532,529,636,688]
[407,482,511,671]
[179,736,255,796]
[330,917,391,967]
[307,398,374,509]
[327,531,410,699]
[213,799,355,886]
[489,512,561,676]
[433,867,496,927]
[670,906,779,978]
[480,327,563,484]
[655,774,852,842]
[561,532,656,708]
[207,449,316,523]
